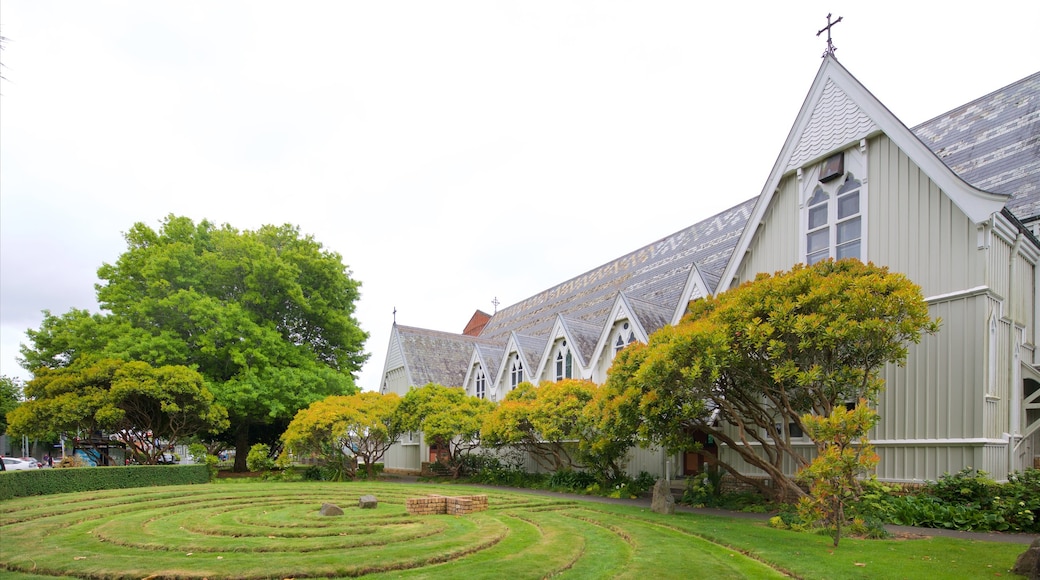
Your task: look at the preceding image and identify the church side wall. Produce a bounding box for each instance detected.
[730,135,1011,483]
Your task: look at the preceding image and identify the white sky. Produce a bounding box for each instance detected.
[1,2,1038,391]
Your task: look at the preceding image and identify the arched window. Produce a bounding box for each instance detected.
[613,322,636,358]
[474,368,486,399]
[554,340,573,381]
[805,166,863,264]
[511,357,524,388]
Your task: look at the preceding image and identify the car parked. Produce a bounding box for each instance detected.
[2,457,40,471]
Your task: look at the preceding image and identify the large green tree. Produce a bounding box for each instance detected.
[7,358,228,464]
[20,216,368,470]
[605,259,939,501]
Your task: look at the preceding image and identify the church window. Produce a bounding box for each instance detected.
[475,369,486,399]
[613,322,636,358]
[555,341,573,381]
[805,170,863,264]
[511,358,524,387]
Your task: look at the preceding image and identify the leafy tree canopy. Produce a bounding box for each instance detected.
[483,379,597,472]
[398,383,494,478]
[0,375,22,434]
[281,392,403,480]
[19,216,367,469]
[605,259,939,501]
[7,358,228,464]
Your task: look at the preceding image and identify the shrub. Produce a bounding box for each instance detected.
[246,443,276,473]
[0,465,210,500]
[681,467,725,507]
[868,468,1040,533]
[549,469,597,491]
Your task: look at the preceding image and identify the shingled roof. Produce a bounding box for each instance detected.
[478,198,757,342]
[391,325,493,388]
[913,71,1040,224]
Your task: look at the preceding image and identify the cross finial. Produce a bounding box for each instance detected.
[816,13,843,58]
[491,297,500,314]
[393,306,397,324]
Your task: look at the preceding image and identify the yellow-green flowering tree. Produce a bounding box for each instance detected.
[7,358,228,464]
[483,379,597,472]
[397,383,494,478]
[281,392,403,480]
[604,259,939,501]
[797,400,881,546]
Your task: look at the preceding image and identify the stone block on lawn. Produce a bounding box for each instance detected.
[359,495,378,509]
[651,479,676,515]
[319,502,344,516]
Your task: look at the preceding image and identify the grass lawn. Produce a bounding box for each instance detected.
[0,480,1028,579]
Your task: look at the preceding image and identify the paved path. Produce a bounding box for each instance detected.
[384,475,1039,545]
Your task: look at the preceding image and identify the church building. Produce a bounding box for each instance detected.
[378,53,1040,484]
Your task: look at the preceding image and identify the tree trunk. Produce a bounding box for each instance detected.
[233,423,249,472]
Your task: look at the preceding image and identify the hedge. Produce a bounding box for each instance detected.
[0,464,210,500]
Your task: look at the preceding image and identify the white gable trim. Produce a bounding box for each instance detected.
[588,293,652,382]
[533,315,588,383]
[461,348,493,399]
[378,325,412,394]
[671,265,712,325]
[491,332,534,400]
[718,56,1010,292]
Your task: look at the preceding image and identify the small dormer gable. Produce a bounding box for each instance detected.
[491,333,535,401]
[589,293,649,383]
[534,316,598,383]
[462,344,502,401]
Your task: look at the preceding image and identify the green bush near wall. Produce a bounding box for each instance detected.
[0,465,210,500]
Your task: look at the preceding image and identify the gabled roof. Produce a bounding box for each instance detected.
[390,325,491,388]
[491,332,540,390]
[718,56,1013,291]
[912,71,1040,224]
[671,265,712,325]
[559,316,602,367]
[625,294,673,337]
[474,343,504,378]
[515,333,548,369]
[534,315,600,380]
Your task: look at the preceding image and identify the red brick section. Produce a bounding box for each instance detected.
[406,494,489,516]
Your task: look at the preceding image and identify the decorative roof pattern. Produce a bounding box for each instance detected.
[479,198,757,342]
[913,72,1040,223]
[786,79,878,171]
[394,325,491,388]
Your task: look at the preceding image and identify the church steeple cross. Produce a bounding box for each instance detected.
[491,297,500,314]
[816,13,843,58]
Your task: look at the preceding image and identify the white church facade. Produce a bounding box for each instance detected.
[378,55,1040,484]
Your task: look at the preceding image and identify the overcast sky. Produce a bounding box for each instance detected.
[1,2,1038,391]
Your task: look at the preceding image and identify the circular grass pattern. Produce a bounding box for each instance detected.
[0,482,787,579]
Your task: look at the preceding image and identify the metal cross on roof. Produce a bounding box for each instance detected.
[393,306,397,324]
[491,296,500,314]
[816,13,843,58]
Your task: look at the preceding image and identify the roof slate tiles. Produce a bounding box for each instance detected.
[913,71,1040,222]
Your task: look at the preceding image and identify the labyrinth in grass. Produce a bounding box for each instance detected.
[0,481,787,579]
